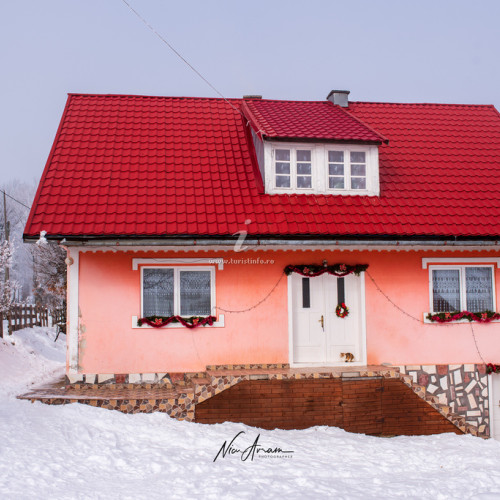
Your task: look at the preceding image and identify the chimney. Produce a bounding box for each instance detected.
[243,95,262,99]
[326,90,350,107]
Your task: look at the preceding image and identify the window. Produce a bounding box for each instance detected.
[142,267,214,317]
[266,142,379,195]
[328,150,367,190]
[275,148,312,190]
[430,266,494,312]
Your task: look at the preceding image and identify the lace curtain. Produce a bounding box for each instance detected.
[432,269,460,312]
[143,269,174,316]
[466,267,493,311]
[180,271,211,316]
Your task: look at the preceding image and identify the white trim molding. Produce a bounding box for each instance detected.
[67,249,80,374]
[422,257,500,269]
[131,314,225,329]
[132,257,224,270]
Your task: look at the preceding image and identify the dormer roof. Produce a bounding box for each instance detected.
[242,98,386,143]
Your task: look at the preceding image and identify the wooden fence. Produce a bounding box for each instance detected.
[0,305,65,337]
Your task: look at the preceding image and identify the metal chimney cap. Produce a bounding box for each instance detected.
[326,90,350,107]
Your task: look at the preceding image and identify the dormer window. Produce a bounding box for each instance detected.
[275,148,312,190]
[328,150,367,191]
[263,141,379,196]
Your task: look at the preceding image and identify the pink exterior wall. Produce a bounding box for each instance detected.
[74,249,500,374]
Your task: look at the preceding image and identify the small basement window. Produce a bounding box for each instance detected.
[430,266,495,313]
[141,266,215,317]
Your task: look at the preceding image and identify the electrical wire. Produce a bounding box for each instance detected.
[119,0,244,118]
[214,271,286,314]
[367,270,489,363]
[0,189,31,210]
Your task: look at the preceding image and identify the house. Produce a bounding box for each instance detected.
[24,90,500,437]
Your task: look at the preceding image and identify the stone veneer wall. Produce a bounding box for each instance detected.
[397,364,489,436]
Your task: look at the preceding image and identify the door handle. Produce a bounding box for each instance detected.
[319,315,324,331]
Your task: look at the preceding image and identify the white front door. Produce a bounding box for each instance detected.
[291,272,366,365]
[491,374,500,440]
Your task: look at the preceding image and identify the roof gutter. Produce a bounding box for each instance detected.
[47,237,500,248]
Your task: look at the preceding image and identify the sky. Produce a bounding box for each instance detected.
[1,0,499,185]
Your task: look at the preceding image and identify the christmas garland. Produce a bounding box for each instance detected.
[426,310,500,323]
[138,315,216,329]
[486,363,500,374]
[284,263,368,277]
[336,303,349,318]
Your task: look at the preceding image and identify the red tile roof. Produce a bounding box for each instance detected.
[242,99,386,142]
[24,94,500,239]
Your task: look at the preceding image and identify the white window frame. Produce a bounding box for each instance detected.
[326,147,368,192]
[272,146,314,191]
[264,141,379,196]
[140,265,216,318]
[428,264,496,313]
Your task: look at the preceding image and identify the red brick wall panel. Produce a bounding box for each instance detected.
[195,378,462,436]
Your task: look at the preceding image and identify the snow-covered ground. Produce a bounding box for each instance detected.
[1,329,500,500]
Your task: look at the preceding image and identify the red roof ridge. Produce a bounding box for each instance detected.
[328,101,389,144]
[67,92,243,103]
[350,100,498,109]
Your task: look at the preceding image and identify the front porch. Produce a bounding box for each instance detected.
[17,364,482,437]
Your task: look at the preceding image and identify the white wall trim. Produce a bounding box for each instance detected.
[131,314,224,329]
[287,274,294,366]
[132,257,224,270]
[359,272,368,366]
[67,249,80,374]
[422,257,500,269]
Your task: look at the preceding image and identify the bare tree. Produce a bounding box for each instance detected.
[0,240,17,313]
[31,236,67,310]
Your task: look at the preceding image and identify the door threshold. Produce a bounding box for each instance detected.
[290,362,367,368]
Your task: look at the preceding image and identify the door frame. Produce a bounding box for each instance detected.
[287,273,368,367]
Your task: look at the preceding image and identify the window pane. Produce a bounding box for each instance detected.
[351,151,366,163]
[302,278,310,308]
[351,177,366,190]
[329,177,344,189]
[329,164,344,176]
[351,164,366,177]
[432,270,460,312]
[466,267,493,312]
[297,163,311,175]
[328,151,344,162]
[275,162,290,174]
[337,277,345,305]
[275,149,290,161]
[180,271,211,316]
[143,268,174,317]
[297,150,311,162]
[297,176,312,188]
[276,175,290,188]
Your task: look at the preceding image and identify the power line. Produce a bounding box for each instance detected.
[119,0,244,118]
[215,272,286,314]
[0,189,31,210]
